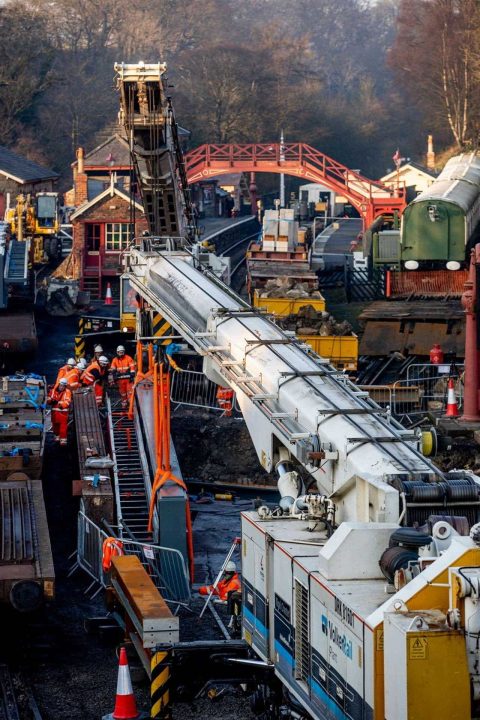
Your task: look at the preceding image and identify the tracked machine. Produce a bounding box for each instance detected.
[115,63,480,719]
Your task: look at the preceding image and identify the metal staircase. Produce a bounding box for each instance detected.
[108,405,152,543]
[82,275,101,299]
[5,240,29,285]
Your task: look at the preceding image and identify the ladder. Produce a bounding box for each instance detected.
[109,409,151,543]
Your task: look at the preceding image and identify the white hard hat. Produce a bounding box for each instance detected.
[58,378,68,386]
[225,561,236,573]
[78,358,87,369]
[117,345,125,354]
[67,358,76,367]
[99,356,109,366]
[94,345,103,353]
[76,361,84,370]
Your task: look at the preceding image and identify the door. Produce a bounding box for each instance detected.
[84,223,102,268]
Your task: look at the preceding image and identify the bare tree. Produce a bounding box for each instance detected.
[390,0,480,149]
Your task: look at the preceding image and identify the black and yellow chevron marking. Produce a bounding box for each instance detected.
[74,336,85,360]
[152,313,173,346]
[75,318,85,360]
[151,650,171,718]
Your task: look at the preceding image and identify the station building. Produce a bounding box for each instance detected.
[68,134,148,299]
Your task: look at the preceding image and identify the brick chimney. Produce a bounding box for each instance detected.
[75,147,88,205]
[426,134,435,171]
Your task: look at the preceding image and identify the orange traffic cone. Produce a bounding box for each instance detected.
[103,647,141,720]
[445,377,459,417]
[105,282,113,306]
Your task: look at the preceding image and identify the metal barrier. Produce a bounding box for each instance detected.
[389,269,468,298]
[360,363,464,424]
[74,508,109,594]
[75,511,191,603]
[120,538,191,604]
[170,369,224,412]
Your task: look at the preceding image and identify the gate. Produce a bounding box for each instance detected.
[317,267,385,301]
[346,268,385,301]
[361,363,464,425]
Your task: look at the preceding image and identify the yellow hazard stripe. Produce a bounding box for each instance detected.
[151,667,169,694]
[151,650,169,671]
[153,319,172,337]
[151,650,170,717]
[151,691,169,718]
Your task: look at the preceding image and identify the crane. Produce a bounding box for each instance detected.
[115,62,480,720]
[115,61,476,527]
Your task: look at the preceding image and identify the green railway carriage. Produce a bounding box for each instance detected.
[400,152,480,269]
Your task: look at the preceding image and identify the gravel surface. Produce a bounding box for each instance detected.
[0,310,263,719]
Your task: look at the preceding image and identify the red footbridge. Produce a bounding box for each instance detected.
[185,143,406,228]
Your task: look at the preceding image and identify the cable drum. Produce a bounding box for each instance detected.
[410,482,444,503]
[445,479,479,502]
[379,547,419,584]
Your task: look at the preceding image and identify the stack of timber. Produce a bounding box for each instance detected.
[0,375,54,611]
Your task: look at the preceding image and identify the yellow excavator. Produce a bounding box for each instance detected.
[5,192,61,265]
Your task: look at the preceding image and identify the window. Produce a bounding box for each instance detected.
[85,223,101,252]
[105,223,133,252]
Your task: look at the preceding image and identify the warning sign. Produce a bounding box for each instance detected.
[409,637,428,660]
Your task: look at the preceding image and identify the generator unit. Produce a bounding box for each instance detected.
[242,511,479,720]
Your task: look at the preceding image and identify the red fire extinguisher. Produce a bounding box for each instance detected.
[430,343,444,365]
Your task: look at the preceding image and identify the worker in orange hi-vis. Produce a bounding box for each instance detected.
[55,357,76,386]
[110,345,136,409]
[63,363,81,391]
[47,378,72,445]
[82,355,109,407]
[198,561,241,602]
[76,358,87,383]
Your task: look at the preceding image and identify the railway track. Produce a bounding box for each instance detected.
[0,665,42,720]
[219,232,257,294]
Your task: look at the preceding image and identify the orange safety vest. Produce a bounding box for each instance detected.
[217,387,234,416]
[63,366,81,390]
[111,354,135,378]
[199,572,241,601]
[56,364,71,385]
[82,360,105,386]
[48,385,72,410]
[102,537,124,572]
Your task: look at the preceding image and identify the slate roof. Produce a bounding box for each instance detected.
[70,185,143,221]
[0,145,59,183]
[85,134,132,167]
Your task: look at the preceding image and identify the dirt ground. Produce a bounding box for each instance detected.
[171,410,275,487]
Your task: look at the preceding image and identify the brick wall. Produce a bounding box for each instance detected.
[74,173,88,205]
[73,192,149,282]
